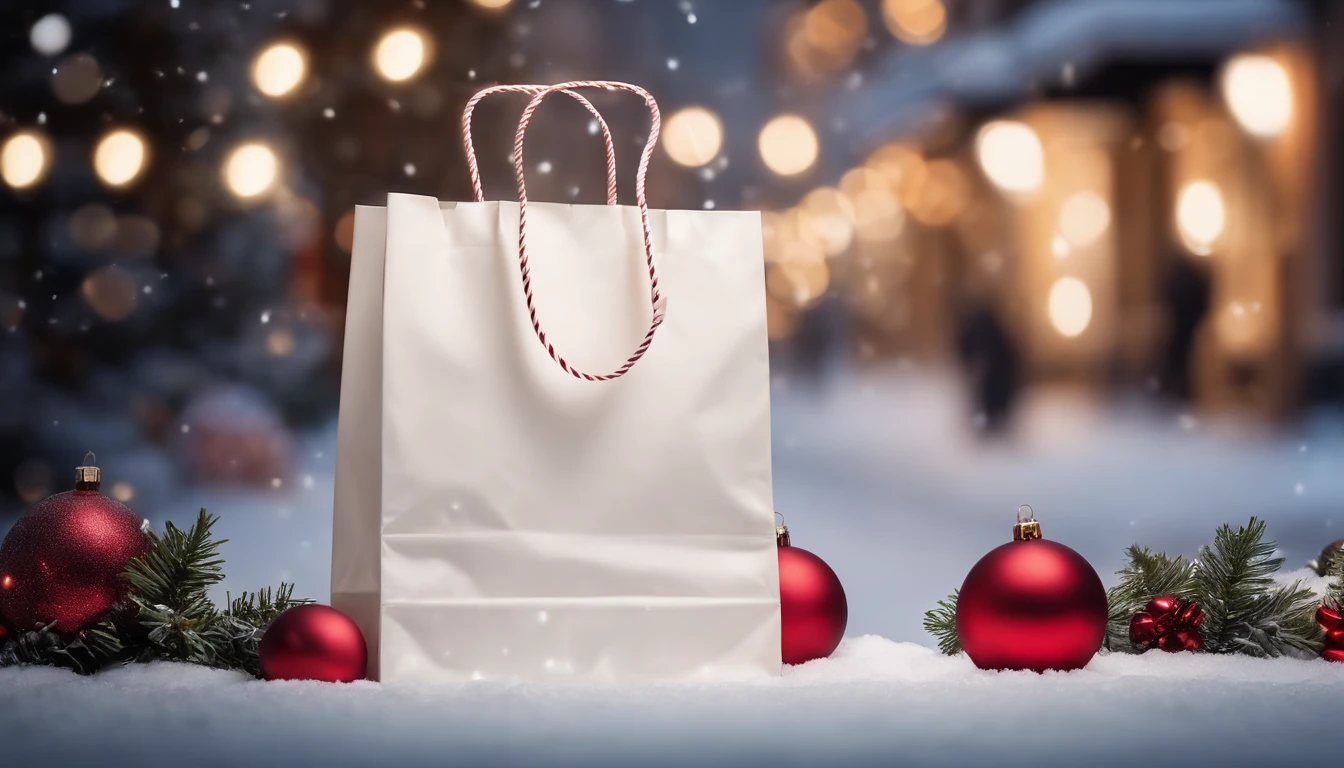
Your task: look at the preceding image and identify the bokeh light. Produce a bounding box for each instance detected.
[866,143,926,199]
[467,0,514,9]
[81,265,138,322]
[374,28,428,83]
[881,0,947,46]
[840,167,905,244]
[110,481,135,503]
[1057,191,1112,248]
[224,142,279,199]
[767,257,831,310]
[267,328,297,357]
[1,131,50,190]
[52,52,103,104]
[94,129,149,187]
[1221,53,1292,139]
[334,210,356,252]
[905,159,968,226]
[976,121,1044,194]
[1176,179,1225,255]
[663,107,723,168]
[69,204,118,250]
[252,42,308,98]
[30,14,72,56]
[1047,277,1093,338]
[758,114,818,176]
[788,0,868,78]
[797,187,856,257]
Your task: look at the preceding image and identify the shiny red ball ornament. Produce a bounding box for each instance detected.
[955,507,1107,671]
[777,525,847,665]
[259,604,368,682]
[1129,596,1204,652]
[1317,605,1344,663]
[0,454,150,634]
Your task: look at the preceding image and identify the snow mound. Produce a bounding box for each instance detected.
[5,637,1344,767]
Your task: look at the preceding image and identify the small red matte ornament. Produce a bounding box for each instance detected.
[777,522,847,665]
[259,604,368,682]
[1317,605,1344,663]
[0,453,151,634]
[1129,596,1204,652]
[955,505,1107,672]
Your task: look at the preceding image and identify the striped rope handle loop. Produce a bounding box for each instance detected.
[513,81,664,382]
[462,84,618,205]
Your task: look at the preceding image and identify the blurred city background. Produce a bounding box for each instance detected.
[2,0,1343,644]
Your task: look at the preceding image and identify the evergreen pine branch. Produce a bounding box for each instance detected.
[215,583,313,677]
[923,591,961,655]
[0,617,130,675]
[1104,545,1197,652]
[1194,518,1318,657]
[1325,556,1344,612]
[123,509,226,611]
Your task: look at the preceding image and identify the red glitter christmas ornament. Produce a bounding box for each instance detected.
[0,453,151,635]
[955,505,1107,672]
[259,604,368,682]
[777,522,847,665]
[1129,596,1204,652]
[1317,605,1344,663]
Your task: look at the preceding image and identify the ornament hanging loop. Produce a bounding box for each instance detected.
[774,511,791,547]
[1013,504,1041,541]
[74,451,101,491]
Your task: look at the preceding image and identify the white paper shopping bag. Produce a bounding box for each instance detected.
[332,81,780,683]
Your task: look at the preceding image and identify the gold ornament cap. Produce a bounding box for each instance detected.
[75,451,101,491]
[775,512,791,547]
[1013,504,1041,541]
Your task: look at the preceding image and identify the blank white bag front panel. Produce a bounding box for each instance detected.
[332,191,779,682]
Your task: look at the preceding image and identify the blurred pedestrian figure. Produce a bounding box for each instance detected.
[1160,254,1211,401]
[956,304,1019,435]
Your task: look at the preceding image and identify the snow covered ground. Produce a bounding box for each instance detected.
[4,637,1344,767]
[6,368,1344,766]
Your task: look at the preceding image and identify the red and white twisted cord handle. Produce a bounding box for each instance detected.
[462,84,618,205]
[511,81,665,382]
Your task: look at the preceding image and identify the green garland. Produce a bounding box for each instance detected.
[925,517,1327,659]
[0,510,309,676]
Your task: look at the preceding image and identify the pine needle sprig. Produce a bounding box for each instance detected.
[124,509,226,610]
[1104,545,1197,652]
[1194,518,1317,657]
[922,591,961,655]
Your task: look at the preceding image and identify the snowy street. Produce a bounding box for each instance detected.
[165,369,1344,646]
